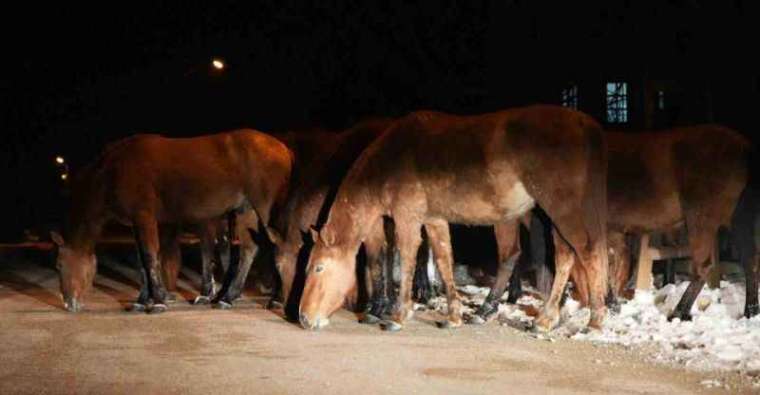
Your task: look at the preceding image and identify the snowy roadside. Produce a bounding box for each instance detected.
[417,281,760,385]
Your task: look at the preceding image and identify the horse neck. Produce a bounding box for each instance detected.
[322,183,381,250]
[67,174,107,253]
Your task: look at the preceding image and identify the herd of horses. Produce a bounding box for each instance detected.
[50,105,759,334]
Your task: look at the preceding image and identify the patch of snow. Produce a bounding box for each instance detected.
[574,281,760,374]
[448,281,760,375]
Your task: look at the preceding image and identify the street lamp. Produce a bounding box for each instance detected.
[55,155,68,181]
[212,58,225,70]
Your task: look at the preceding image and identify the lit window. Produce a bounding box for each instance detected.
[657,90,665,110]
[561,84,578,109]
[606,82,628,123]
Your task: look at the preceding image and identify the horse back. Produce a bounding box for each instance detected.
[93,130,293,223]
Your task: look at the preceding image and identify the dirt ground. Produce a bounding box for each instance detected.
[0,246,756,395]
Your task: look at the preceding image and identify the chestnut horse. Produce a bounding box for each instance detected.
[298,105,608,331]
[51,131,293,313]
[487,126,754,321]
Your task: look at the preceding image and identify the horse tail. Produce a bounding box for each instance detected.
[582,118,610,303]
[732,145,760,318]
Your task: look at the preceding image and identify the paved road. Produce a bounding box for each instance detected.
[0,248,752,394]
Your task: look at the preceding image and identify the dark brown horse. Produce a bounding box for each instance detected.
[157,122,393,313]
[51,131,293,313]
[298,105,609,331]
[159,210,261,306]
[597,126,749,320]
[488,126,754,322]
[265,119,394,319]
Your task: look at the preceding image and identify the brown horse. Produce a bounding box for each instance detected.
[159,220,229,303]
[51,131,293,313]
[298,105,609,331]
[491,126,753,322]
[157,122,392,313]
[600,127,749,320]
[265,119,394,319]
[159,210,261,306]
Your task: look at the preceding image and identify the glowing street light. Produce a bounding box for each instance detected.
[60,173,68,181]
[212,59,225,70]
[55,156,65,164]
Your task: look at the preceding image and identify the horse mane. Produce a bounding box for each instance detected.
[64,133,161,246]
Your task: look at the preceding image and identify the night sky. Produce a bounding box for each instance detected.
[1,1,759,239]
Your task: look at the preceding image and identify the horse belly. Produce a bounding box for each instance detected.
[159,190,246,223]
[427,180,535,225]
[496,181,536,220]
[609,192,682,232]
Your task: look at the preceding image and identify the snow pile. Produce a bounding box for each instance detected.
[424,281,760,374]
[574,281,760,374]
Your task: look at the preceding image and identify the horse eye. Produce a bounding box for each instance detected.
[314,264,325,273]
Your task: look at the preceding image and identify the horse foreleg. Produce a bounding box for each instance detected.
[531,209,555,299]
[214,218,259,309]
[471,221,520,325]
[361,219,390,324]
[133,213,169,313]
[194,224,218,305]
[380,219,422,332]
[412,238,437,305]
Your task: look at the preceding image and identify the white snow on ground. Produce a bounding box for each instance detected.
[574,281,760,375]
[418,281,760,377]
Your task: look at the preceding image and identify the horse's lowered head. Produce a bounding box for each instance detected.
[298,227,357,330]
[51,231,96,313]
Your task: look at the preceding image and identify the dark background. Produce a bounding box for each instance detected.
[1,1,759,241]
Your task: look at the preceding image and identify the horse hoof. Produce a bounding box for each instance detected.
[149,304,168,314]
[533,315,558,333]
[436,319,462,329]
[129,303,147,313]
[164,293,178,304]
[466,314,487,326]
[667,310,692,322]
[745,304,760,318]
[214,300,233,310]
[379,320,403,332]
[193,295,211,305]
[266,299,283,310]
[359,314,382,325]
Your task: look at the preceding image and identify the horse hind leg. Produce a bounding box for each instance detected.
[668,227,716,321]
[534,212,607,332]
[422,219,463,329]
[470,220,520,325]
[158,224,181,303]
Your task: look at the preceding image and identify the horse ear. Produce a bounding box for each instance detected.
[265,226,283,245]
[320,227,337,247]
[308,226,319,244]
[50,231,65,247]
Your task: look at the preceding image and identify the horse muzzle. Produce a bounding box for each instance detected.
[63,297,83,313]
[299,312,329,330]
